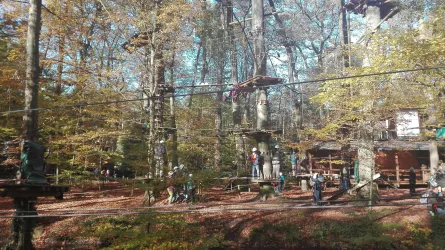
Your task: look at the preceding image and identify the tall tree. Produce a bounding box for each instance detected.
[23,0,42,142]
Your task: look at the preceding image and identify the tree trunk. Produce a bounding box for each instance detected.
[215,63,223,171]
[267,0,300,131]
[56,34,64,95]
[429,141,439,176]
[169,55,178,168]
[252,0,266,76]
[356,5,381,201]
[188,44,201,108]
[17,2,41,249]
[23,0,42,142]
[252,0,272,177]
[225,0,245,173]
[338,0,350,68]
[356,139,378,201]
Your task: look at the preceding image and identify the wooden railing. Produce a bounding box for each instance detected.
[379,168,430,185]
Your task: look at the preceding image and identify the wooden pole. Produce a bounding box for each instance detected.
[309,153,313,174]
[56,167,59,185]
[395,154,400,186]
[329,154,332,174]
[429,141,439,176]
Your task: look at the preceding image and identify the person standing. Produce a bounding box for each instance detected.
[249,148,260,179]
[312,173,322,205]
[166,171,175,205]
[290,151,298,176]
[186,173,196,202]
[279,172,285,192]
[272,145,281,179]
[341,165,350,190]
[409,167,416,195]
[258,152,265,179]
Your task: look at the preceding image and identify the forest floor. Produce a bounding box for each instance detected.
[0,180,442,249]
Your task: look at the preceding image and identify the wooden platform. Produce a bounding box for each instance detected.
[0,184,69,199]
[235,76,283,93]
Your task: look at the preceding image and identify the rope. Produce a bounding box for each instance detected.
[0,202,436,218]
[1,66,443,114]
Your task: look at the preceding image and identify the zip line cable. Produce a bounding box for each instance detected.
[1,66,444,115]
[0,202,433,219]
[0,196,431,215]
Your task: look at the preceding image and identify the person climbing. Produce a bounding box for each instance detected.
[272,145,281,179]
[409,167,416,195]
[249,148,260,179]
[290,150,298,176]
[279,172,285,192]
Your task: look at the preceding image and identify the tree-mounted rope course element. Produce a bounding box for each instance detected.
[227,75,283,133]
[344,0,400,19]
[228,76,284,102]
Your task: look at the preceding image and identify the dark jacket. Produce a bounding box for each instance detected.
[409,171,416,184]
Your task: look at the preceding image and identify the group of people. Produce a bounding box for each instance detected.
[248,145,287,180]
[423,165,445,216]
[248,146,287,192]
[166,166,196,205]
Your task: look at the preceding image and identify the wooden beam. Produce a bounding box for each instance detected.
[395,154,400,186]
[329,154,332,174]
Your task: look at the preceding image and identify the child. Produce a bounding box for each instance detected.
[279,172,285,192]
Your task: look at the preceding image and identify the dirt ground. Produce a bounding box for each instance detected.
[0,181,432,249]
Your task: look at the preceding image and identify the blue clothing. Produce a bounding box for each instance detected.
[312,176,322,204]
[279,175,285,191]
[252,164,259,178]
[290,153,297,164]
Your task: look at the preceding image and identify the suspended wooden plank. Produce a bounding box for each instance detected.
[235,75,283,93]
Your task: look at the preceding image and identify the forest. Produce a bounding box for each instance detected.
[0,0,444,179]
[1,0,445,249]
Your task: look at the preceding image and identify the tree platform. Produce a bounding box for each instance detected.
[235,75,283,92]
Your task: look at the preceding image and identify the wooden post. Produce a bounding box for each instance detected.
[131,180,134,197]
[55,167,59,185]
[395,154,400,186]
[329,154,332,174]
[309,153,313,174]
[301,179,308,192]
[430,141,439,176]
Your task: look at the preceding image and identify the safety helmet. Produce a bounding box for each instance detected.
[189,174,193,177]
[173,166,179,170]
[252,147,257,152]
[279,172,283,176]
[160,140,164,143]
[275,145,280,149]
